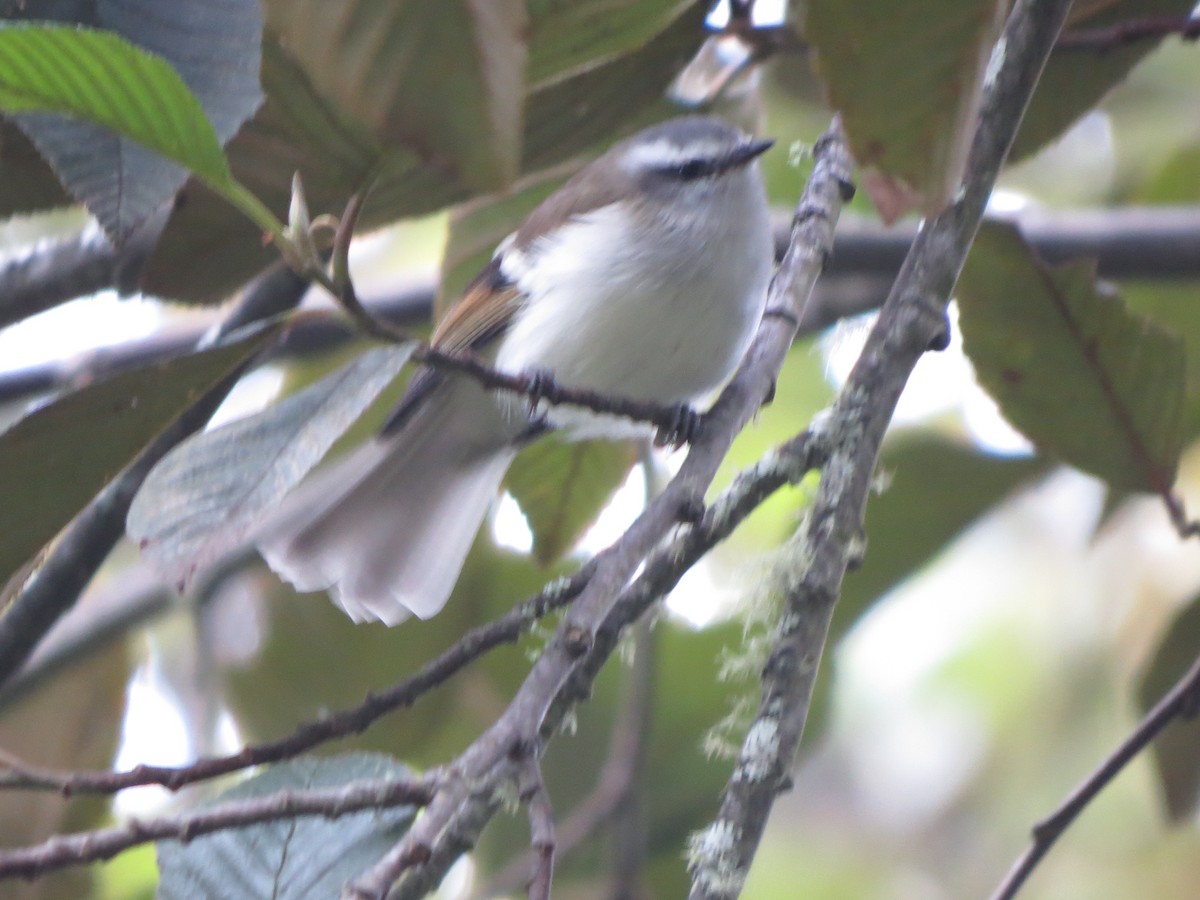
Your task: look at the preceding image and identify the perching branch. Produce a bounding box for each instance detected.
[687,1,1075,898]
[990,651,1200,900]
[0,776,435,880]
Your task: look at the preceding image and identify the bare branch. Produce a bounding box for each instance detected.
[686,2,1076,898]
[0,776,435,881]
[991,652,1200,900]
[0,224,118,331]
[1161,493,1200,541]
[0,569,587,795]
[516,751,556,900]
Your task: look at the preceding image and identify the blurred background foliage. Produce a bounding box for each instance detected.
[1,1,1200,898]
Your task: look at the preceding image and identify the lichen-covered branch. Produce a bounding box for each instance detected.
[686,2,1075,898]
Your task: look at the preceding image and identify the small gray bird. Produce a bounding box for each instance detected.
[259,115,775,625]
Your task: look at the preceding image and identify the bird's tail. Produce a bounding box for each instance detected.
[258,380,516,625]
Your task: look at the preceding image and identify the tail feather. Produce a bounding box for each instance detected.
[258,379,517,625]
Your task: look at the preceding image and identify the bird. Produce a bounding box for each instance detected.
[258,115,775,625]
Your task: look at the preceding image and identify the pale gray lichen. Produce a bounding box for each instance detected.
[492,777,522,815]
[703,694,756,760]
[686,819,747,897]
[984,35,1007,90]
[735,717,780,783]
[787,140,813,170]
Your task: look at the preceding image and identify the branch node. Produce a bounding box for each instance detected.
[676,496,707,526]
[562,625,592,659]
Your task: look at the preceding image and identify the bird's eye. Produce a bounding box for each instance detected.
[674,159,710,180]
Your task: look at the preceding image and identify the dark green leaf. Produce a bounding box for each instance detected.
[265,0,527,192]
[5,1,262,243]
[0,323,278,591]
[806,0,1005,221]
[156,753,418,900]
[844,433,1048,610]
[1137,594,1200,822]
[0,25,233,188]
[1012,0,1197,162]
[505,437,638,565]
[526,0,694,87]
[0,120,70,214]
[129,344,414,587]
[1121,283,1200,445]
[957,221,1185,492]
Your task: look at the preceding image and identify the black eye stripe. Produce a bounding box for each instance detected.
[663,158,717,180]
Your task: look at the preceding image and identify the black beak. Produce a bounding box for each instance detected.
[722,137,775,171]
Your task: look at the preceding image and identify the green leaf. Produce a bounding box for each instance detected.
[1121,282,1200,445]
[3,1,262,243]
[1137,594,1200,822]
[1136,143,1200,206]
[265,0,528,191]
[1011,0,1197,162]
[845,433,1048,611]
[806,0,1006,221]
[957,221,1185,493]
[526,0,695,88]
[0,24,233,186]
[0,120,70,215]
[156,753,418,900]
[0,323,278,592]
[505,437,638,565]
[129,344,415,587]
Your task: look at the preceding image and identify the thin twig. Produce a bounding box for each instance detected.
[1058,14,1200,50]
[990,653,1200,900]
[687,1,1075,897]
[0,777,435,880]
[0,570,590,795]
[1162,493,1200,540]
[517,751,556,900]
[608,616,657,899]
[475,616,658,899]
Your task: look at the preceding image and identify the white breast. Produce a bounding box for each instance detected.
[494,186,771,438]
